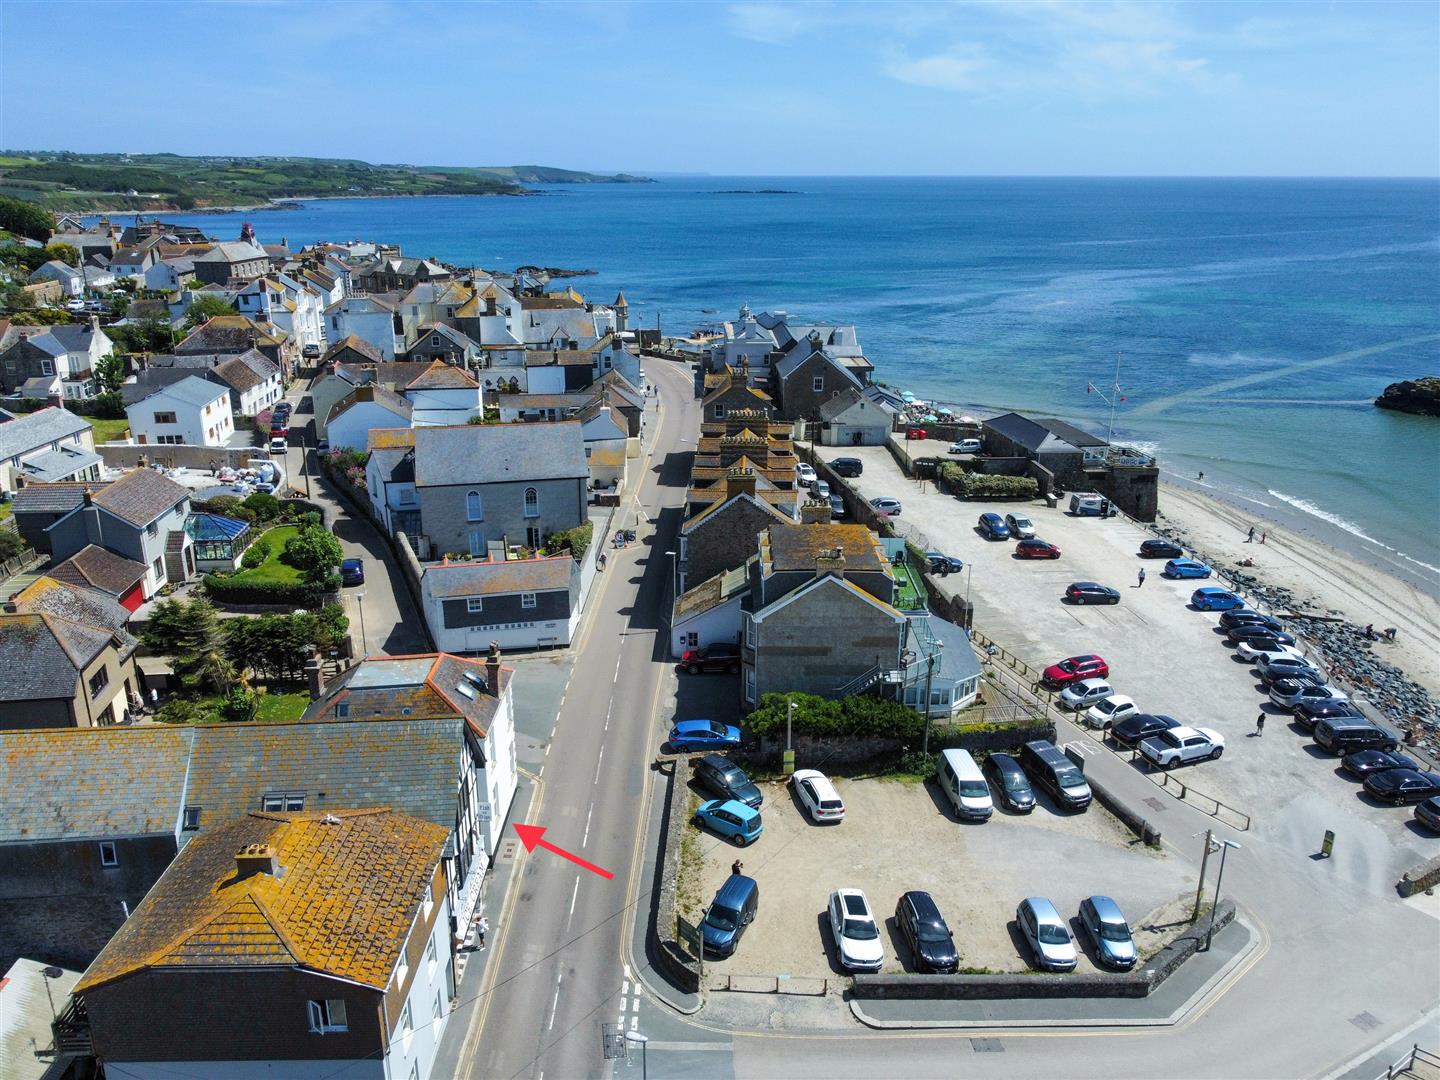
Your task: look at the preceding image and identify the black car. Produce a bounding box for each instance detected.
[1219,609,1283,632]
[1259,657,1323,685]
[982,752,1036,813]
[1363,769,1440,806]
[679,643,742,674]
[692,754,763,809]
[831,457,863,478]
[1292,697,1364,730]
[340,558,365,586]
[1226,625,1297,647]
[1111,713,1181,750]
[1313,718,1399,756]
[894,890,959,973]
[1342,749,1420,780]
[1065,581,1120,605]
[1138,539,1184,559]
[926,552,964,575]
[1415,797,1440,832]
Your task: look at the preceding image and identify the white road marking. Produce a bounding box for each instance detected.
[621,979,629,997]
[624,963,632,979]
[593,748,605,784]
[547,974,562,1030]
[568,877,580,920]
[629,1013,638,1031]
[582,803,594,846]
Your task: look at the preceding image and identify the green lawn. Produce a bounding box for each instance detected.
[192,687,310,724]
[86,417,131,443]
[227,525,302,585]
[892,561,927,612]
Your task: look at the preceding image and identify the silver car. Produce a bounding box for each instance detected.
[1004,513,1036,539]
[1078,895,1136,970]
[1016,897,1077,971]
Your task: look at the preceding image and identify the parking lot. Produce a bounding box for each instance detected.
[687,773,1195,980]
[814,441,1438,892]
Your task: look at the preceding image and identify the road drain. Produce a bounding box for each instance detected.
[970,1038,1004,1052]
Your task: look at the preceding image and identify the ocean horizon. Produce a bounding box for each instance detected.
[138,175,1440,592]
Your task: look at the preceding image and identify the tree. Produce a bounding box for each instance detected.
[218,685,259,723]
[45,242,80,267]
[106,316,174,355]
[94,352,126,394]
[281,525,343,583]
[182,294,236,330]
[141,598,219,657]
[0,529,26,561]
[241,492,280,522]
[0,196,53,242]
[188,648,237,696]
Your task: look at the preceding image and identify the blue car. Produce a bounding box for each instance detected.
[668,719,742,752]
[978,513,1010,540]
[1163,558,1212,579]
[693,799,763,846]
[1191,587,1244,611]
[340,558,365,586]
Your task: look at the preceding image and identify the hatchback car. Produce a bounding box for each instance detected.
[1058,678,1114,711]
[667,719,741,752]
[680,643,741,674]
[1415,797,1440,832]
[1191,587,1245,611]
[977,513,1009,540]
[895,891,959,973]
[870,497,902,516]
[1042,654,1109,687]
[1139,539,1184,559]
[813,480,831,500]
[831,457,863,477]
[693,754,762,808]
[829,494,846,519]
[791,769,845,823]
[340,558,365,586]
[1016,897,1077,972]
[1363,769,1440,806]
[1162,558,1212,579]
[1084,694,1138,731]
[1004,513,1036,539]
[1066,581,1120,605]
[796,463,818,487]
[1016,538,1062,560]
[828,889,884,972]
[1341,749,1420,781]
[1269,680,1346,711]
[947,438,982,455]
[926,551,964,575]
[1111,712,1181,750]
[693,799,763,846]
[982,752,1035,812]
[268,437,289,454]
[1078,895,1137,970]
[1226,625,1296,648]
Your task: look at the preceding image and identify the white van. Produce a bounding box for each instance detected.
[1069,492,1107,516]
[937,749,993,821]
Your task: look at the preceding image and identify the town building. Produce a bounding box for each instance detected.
[817,385,894,446]
[326,295,401,360]
[0,406,100,497]
[420,553,582,652]
[191,239,270,285]
[125,375,233,447]
[27,259,84,296]
[0,318,113,400]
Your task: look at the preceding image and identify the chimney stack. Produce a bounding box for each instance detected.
[726,466,757,500]
[234,843,280,879]
[305,656,324,701]
[799,497,830,525]
[814,546,846,579]
[486,641,501,691]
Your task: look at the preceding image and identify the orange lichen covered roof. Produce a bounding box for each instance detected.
[367,427,418,451]
[76,808,448,993]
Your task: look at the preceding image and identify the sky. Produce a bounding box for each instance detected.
[1,0,1436,176]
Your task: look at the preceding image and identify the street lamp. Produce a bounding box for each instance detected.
[624,1030,650,1080]
[1205,837,1241,951]
[352,591,367,660]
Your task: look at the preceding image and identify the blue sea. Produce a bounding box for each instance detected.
[149,177,1440,590]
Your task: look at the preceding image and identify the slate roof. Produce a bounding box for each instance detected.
[176,316,282,354]
[9,576,131,635]
[321,335,385,365]
[10,481,106,515]
[983,412,1108,453]
[129,374,228,410]
[0,406,90,460]
[48,544,146,596]
[193,240,268,265]
[423,556,574,598]
[0,613,120,702]
[776,344,864,387]
[121,368,196,405]
[16,445,102,482]
[503,393,592,412]
[818,386,884,422]
[306,653,511,741]
[89,468,189,527]
[760,522,889,575]
[369,446,415,485]
[404,359,479,390]
[75,808,448,993]
[413,421,588,487]
[334,361,432,389]
[212,352,279,393]
[327,384,413,426]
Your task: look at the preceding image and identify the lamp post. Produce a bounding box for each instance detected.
[921,651,936,756]
[1205,837,1241,951]
[624,1030,650,1080]
[352,591,367,660]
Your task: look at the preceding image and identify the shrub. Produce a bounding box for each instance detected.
[0,528,26,562]
[747,692,928,742]
[948,471,1039,499]
[242,492,280,522]
[240,536,270,570]
[300,510,322,529]
[281,525,343,582]
[203,573,326,607]
[218,686,259,724]
[544,522,594,560]
[156,698,213,725]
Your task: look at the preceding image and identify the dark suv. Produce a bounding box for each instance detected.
[831,457,863,478]
[1138,539,1184,559]
[692,754,763,808]
[1313,718,1399,756]
[680,643,741,674]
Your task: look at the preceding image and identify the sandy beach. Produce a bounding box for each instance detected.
[1155,479,1440,694]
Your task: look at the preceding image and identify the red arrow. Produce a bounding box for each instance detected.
[513,823,614,880]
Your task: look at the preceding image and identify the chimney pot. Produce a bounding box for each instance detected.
[234,843,280,879]
[305,656,324,701]
[814,546,846,580]
[486,640,501,691]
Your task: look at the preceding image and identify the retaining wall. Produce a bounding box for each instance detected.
[653,760,702,995]
[757,720,1056,769]
[98,442,274,471]
[1397,854,1440,898]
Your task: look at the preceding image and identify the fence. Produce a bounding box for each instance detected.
[1377,1044,1439,1080]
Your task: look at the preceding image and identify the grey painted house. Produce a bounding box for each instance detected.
[411,422,589,557]
[420,554,581,651]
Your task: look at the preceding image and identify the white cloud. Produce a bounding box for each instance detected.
[727,3,819,44]
[884,45,988,92]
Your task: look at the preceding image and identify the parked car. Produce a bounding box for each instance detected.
[906,427,928,439]
[936,749,993,821]
[340,558,365,586]
[828,889,884,972]
[268,437,288,454]
[1292,698,1365,730]
[829,494,846,519]
[667,719,741,752]
[1191,587,1245,611]
[680,643,741,674]
[1342,749,1421,781]
[693,799,763,845]
[947,438,982,455]
[1058,678,1114,711]
[1111,712,1181,750]
[270,422,290,437]
[1140,726,1225,768]
[1313,718,1399,756]
[693,754,762,808]
[813,479,831,500]
[1084,694,1138,731]
[1004,513,1036,539]
[1041,654,1109,688]
[870,496,902,516]
[1139,539,1184,559]
[895,891,959,973]
[831,457,863,477]
[1414,797,1440,832]
[1163,558,1212,579]
[1258,656,1324,685]
[976,512,1010,540]
[1236,638,1304,664]
[1363,770,1440,806]
[1066,581,1120,605]
[1019,740,1092,811]
[791,769,845,823]
[701,874,758,957]
[302,342,322,359]
[1015,538,1062,560]
[1078,895,1137,970]
[1269,680,1347,711]
[1016,897,1077,972]
[796,463,818,487]
[316,437,330,453]
[1226,625,1296,648]
[1220,608,1283,632]
[982,752,1035,813]
[925,551,964,575]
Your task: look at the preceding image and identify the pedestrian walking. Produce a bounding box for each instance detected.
[475,915,489,950]
[1197,471,1205,482]
[1259,531,1267,544]
[1137,567,1146,588]
[731,859,743,877]
[1254,712,1265,737]
[1246,526,1255,543]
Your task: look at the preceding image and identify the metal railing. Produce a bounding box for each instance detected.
[1137,761,1252,831]
[1378,1043,1439,1080]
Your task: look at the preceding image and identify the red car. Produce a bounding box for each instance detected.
[906,427,928,439]
[1042,654,1109,687]
[1015,538,1061,559]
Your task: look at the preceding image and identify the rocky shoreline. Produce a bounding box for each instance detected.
[1374,375,1440,417]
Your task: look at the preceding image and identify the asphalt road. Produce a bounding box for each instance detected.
[448,357,699,1080]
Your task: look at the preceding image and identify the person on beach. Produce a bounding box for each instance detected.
[1246,526,1255,543]
[1254,713,1265,737]
[1136,567,1146,588]
[1259,531,1267,544]
[1197,471,1204,482]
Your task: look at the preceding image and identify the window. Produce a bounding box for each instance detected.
[521,592,537,609]
[421,883,433,920]
[744,669,756,705]
[426,934,438,975]
[395,954,410,992]
[182,805,201,830]
[523,487,539,518]
[261,792,306,812]
[467,597,484,614]
[812,376,824,392]
[98,841,118,867]
[434,989,445,1021]
[307,998,348,1034]
[465,490,483,521]
[41,359,54,375]
[153,411,177,424]
[397,1001,413,1054]
[335,701,350,718]
[713,405,726,419]
[88,666,110,699]
[744,615,756,647]
[151,556,164,581]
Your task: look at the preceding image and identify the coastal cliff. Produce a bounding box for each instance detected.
[1374,376,1440,417]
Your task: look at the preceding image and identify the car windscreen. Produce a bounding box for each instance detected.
[1013,517,1032,528]
[916,921,950,943]
[844,918,879,940]
[1037,923,1070,945]
[959,780,989,797]
[720,767,746,785]
[1055,765,1086,788]
[1100,919,1131,942]
[1003,772,1029,791]
[705,905,738,932]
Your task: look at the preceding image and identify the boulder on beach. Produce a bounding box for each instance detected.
[1374,376,1440,417]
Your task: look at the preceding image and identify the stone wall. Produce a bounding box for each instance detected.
[653,760,702,994]
[1397,854,1440,898]
[98,442,274,472]
[757,719,1056,769]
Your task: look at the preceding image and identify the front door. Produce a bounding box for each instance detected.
[526,525,542,549]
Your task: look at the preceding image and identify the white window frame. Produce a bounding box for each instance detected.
[744,669,756,705]
[421,883,433,920]
[98,841,118,867]
[395,955,410,993]
[467,597,484,614]
[426,934,438,976]
[812,376,824,392]
[182,805,201,831]
[465,490,483,521]
[307,998,348,1034]
[744,615,755,647]
[520,592,537,609]
[397,999,413,1054]
[523,487,540,518]
[41,359,54,375]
